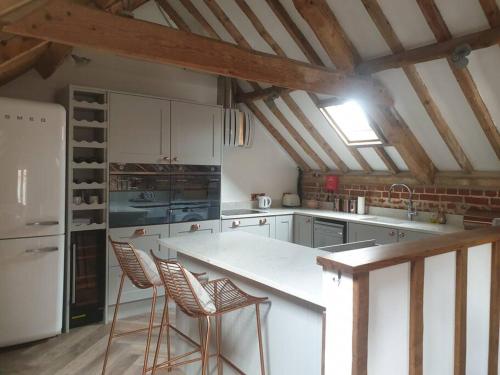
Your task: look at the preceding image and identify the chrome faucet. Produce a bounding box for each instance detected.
[388,183,418,221]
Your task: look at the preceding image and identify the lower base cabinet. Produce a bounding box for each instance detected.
[169,220,220,257]
[275,215,294,242]
[293,215,313,247]
[348,222,434,244]
[222,216,276,238]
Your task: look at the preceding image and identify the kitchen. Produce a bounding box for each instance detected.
[1,1,500,375]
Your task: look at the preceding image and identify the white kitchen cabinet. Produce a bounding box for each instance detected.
[169,220,220,257]
[398,229,435,242]
[171,101,222,165]
[275,215,294,242]
[108,224,169,304]
[348,223,434,244]
[222,217,276,238]
[348,223,398,245]
[109,93,170,164]
[293,215,313,247]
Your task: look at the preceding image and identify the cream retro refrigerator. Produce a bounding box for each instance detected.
[0,97,66,347]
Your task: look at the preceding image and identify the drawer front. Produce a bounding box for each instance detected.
[108,224,170,267]
[221,216,275,238]
[108,266,164,305]
[170,220,220,237]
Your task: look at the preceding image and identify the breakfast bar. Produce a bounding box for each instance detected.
[159,232,330,375]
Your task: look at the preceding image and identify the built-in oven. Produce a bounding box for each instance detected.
[170,165,221,223]
[109,163,220,228]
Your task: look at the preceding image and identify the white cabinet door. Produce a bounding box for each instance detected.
[169,220,220,258]
[293,215,313,247]
[348,223,398,244]
[109,93,170,164]
[108,224,169,304]
[275,215,294,242]
[222,217,276,238]
[398,229,434,242]
[171,101,222,165]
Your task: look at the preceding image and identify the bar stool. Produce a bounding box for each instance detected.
[103,237,164,375]
[150,254,268,375]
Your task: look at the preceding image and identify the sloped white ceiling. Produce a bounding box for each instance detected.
[132,0,500,174]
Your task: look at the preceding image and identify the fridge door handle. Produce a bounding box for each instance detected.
[72,244,76,304]
[26,221,59,226]
[25,246,58,253]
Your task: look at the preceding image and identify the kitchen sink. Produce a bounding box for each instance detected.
[358,216,405,225]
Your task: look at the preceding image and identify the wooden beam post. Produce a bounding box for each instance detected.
[352,272,369,375]
[455,248,468,375]
[3,0,391,105]
[409,258,424,375]
[235,86,292,103]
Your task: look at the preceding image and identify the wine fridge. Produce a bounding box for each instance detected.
[69,230,106,328]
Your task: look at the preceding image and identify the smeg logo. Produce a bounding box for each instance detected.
[3,114,47,124]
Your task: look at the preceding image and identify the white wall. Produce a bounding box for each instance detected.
[0,48,297,203]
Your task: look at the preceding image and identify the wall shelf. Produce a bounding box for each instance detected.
[72,162,106,169]
[71,223,107,232]
[71,119,107,129]
[72,140,107,149]
[72,100,107,111]
[72,182,106,190]
[72,203,106,211]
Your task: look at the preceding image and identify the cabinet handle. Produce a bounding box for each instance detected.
[172,157,178,162]
[306,218,311,223]
[25,246,58,253]
[162,156,170,161]
[232,220,240,228]
[259,218,267,225]
[388,230,396,237]
[26,221,59,226]
[134,228,147,236]
[191,224,201,231]
[399,231,406,239]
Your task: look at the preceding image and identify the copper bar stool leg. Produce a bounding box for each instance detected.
[165,297,172,372]
[152,296,169,375]
[202,316,211,375]
[216,315,223,375]
[142,286,158,375]
[256,304,266,375]
[102,274,125,375]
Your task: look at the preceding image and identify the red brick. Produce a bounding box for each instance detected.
[446,188,458,195]
[414,187,425,193]
[440,195,464,203]
[485,190,498,197]
[447,203,456,210]
[420,194,439,201]
[425,187,436,193]
[464,196,489,205]
[470,189,484,196]
[458,189,470,195]
[435,187,446,194]
[491,198,500,206]
[401,192,411,199]
[367,191,382,198]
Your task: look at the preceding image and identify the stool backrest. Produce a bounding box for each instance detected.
[151,253,206,317]
[108,236,153,289]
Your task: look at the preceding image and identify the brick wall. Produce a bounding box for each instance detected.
[302,176,500,215]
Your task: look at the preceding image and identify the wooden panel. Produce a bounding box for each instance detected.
[4,0,391,105]
[417,0,500,160]
[409,258,424,375]
[0,0,32,16]
[265,0,323,66]
[292,0,358,71]
[352,272,369,375]
[357,27,500,74]
[317,226,500,274]
[489,241,500,375]
[454,248,467,375]
[361,0,473,173]
[0,39,48,86]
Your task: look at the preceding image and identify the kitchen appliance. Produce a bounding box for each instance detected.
[0,97,66,347]
[313,218,346,248]
[257,195,272,209]
[282,193,301,207]
[109,163,221,228]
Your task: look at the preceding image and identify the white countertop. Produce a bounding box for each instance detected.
[159,232,328,308]
[221,208,463,235]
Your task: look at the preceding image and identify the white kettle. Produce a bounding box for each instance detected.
[257,195,272,209]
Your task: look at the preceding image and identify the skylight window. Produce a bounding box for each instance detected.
[320,100,382,146]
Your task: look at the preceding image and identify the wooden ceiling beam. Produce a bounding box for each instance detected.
[235,86,292,103]
[357,27,500,74]
[201,0,328,171]
[264,0,323,66]
[3,0,392,105]
[374,146,399,175]
[293,0,435,182]
[361,0,473,173]
[231,0,351,172]
[479,0,500,27]
[417,0,500,160]
[178,0,219,39]
[34,42,72,78]
[156,0,189,31]
[292,0,359,72]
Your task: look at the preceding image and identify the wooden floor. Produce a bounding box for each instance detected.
[0,310,188,375]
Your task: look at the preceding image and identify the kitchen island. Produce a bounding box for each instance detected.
[159,232,329,375]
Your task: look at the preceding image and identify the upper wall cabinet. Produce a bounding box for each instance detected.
[171,101,222,165]
[109,93,170,164]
